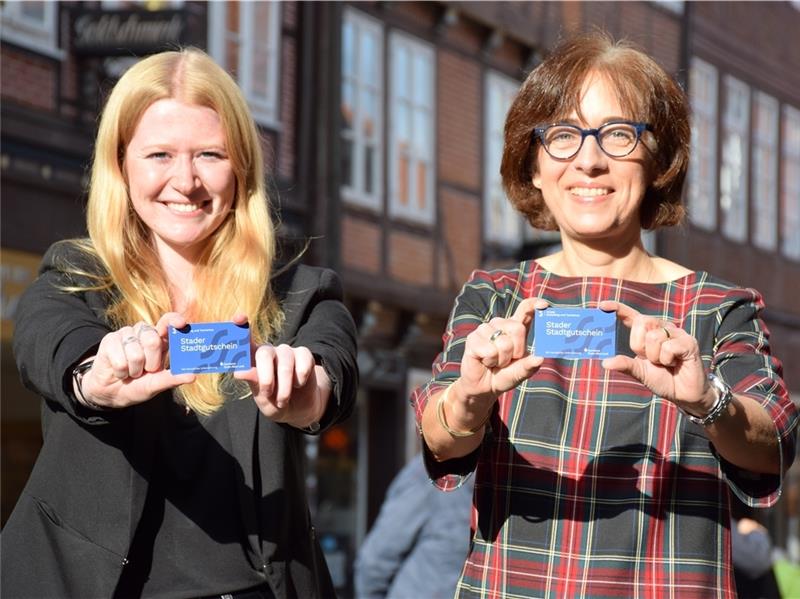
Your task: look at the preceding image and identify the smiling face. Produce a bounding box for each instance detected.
[532,73,653,245]
[124,98,236,262]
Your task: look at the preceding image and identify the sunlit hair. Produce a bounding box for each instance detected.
[68,48,283,414]
[501,31,690,231]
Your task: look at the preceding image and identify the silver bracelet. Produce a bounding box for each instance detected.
[685,373,733,426]
[71,359,107,410]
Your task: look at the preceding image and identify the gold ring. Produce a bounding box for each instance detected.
[489,329,506,343]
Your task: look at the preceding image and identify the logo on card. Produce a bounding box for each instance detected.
[532,307,616,359]
[169,322,251,374]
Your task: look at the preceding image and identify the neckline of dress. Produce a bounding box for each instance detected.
[529,259,700,286]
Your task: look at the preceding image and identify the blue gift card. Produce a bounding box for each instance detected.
[533,307,616,359]
[169,322,251,374]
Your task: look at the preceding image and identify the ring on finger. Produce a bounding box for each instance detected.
[122,335,139,347]
[136,324,157,339]
[662,326,671,340]
[489,329,506,343]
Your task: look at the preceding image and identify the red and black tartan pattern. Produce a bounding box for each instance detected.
[412,262,798,599]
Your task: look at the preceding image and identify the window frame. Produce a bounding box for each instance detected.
[340,7,384,211]
[484,70,525,247]
[208,0,281,128]
[751,90,779,251]
[781,105,800,260]
[687,57,719,231]
[388,31,436,225]
[0,1,63,59]
[719,75,751,243]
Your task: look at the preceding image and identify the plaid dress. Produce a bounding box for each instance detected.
[411,262,798,599]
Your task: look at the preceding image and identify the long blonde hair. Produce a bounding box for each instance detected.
[74,48,283,414]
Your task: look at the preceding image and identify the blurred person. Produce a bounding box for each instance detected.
[731,498,781,598]
[412,31,798,598]
[1,48,358,599]
[354,453,474,599]
[773,456,800,598]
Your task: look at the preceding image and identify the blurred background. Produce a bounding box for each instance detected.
[2,1,799,596]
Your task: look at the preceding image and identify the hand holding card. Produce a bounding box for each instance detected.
[169,321,252,374]
[533,307,617,359]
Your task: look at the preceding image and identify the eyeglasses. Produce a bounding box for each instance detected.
[532,121,653,160]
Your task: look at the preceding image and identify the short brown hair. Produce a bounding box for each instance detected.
[500,31,690,231]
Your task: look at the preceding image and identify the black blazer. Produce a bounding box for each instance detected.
[2,241,358,599]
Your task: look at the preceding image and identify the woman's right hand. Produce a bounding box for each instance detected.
[76,312,196,409]
[457,297,547,403]
[423,297,546,460]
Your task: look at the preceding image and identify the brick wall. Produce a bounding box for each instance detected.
[0,47,56,112]
[342,215,382,275]
[389,230,434,286]
[437,49,481,191]
[439,187,481,292]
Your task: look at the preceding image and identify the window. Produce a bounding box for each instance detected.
[751,91,779,251]
[651,0,685,14]
[208,1,281,126]
[687,58,718,230]
[720,76,750,243]
[0,1,61,57]
[782,105,800,260]
[101,0,184,7]
[389,32,435,224]
[484,71,524,246]
[341,8,383,209]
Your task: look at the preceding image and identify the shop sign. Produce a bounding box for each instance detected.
[72,9,185,56]
[1,249,41,341]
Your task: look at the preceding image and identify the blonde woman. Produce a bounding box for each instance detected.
[3,49,357,599]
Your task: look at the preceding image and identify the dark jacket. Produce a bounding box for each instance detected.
[2,241,358,599]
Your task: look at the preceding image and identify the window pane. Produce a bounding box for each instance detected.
[412,108,428,158]
[252,45,270,101]
[341,7,383,208]
[416,162,427,210]
[342,20,355,78]
[687,58,718,231]
[720,76,749,242]
[412,52,429,105]
[752,92,778,250]
[364,145,375,195]
[484,72,526,245]
[20,2,45,22]
[782,106,800,259]
[394,45,408,101]
[389,34,434,223]
[340,9,383,207]
[226,38,240,77]
[341,138,353,188]
[361,30,377,82]
[342,81,355,132]
[398,148,409,206]
[395,102,410,147]
[360,88,377,139]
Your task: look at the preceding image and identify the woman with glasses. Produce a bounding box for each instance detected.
[413,32,797,598]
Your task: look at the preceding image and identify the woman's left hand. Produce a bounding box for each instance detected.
[231,315,329,428]
[599,300,715,416]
